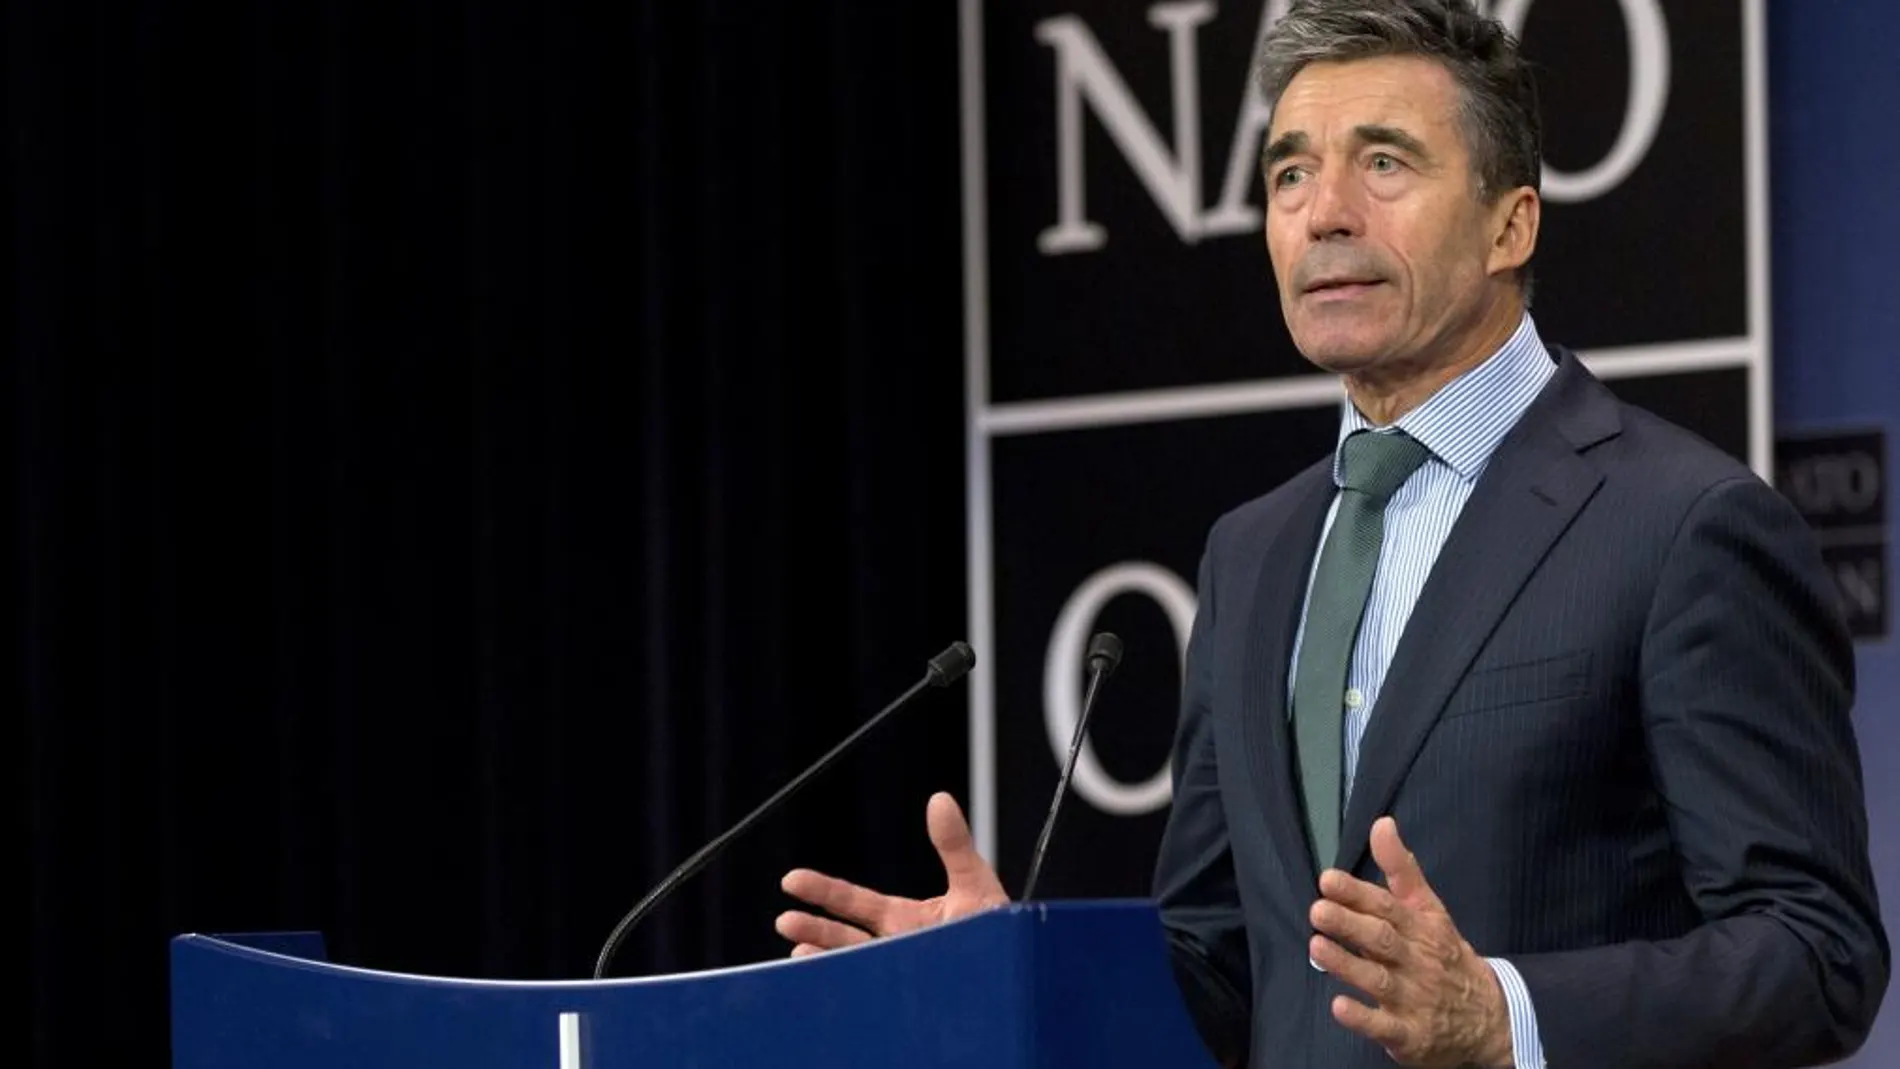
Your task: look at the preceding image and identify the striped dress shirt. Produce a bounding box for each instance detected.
[1288,311,1554,1069]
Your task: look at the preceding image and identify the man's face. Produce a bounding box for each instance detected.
[1262,55,1507,378]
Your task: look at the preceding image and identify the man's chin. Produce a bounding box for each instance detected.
[1287,316,1397,373]
[1294,341,1388,376]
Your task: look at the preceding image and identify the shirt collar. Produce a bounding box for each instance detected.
[1333,311,1556,484]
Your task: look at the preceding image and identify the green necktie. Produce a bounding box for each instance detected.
[1292,428,1430,870]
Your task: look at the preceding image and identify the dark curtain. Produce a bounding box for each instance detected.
[13,3,970,1066]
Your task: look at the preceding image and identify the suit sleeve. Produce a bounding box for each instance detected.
[1508,475,1889,1068]
[1152,524,1253,1067]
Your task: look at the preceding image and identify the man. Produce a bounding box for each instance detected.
[776,2,1889,1066]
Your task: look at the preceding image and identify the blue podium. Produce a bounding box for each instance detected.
[170,899,1218,1067]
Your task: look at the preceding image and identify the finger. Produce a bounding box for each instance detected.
[780,868,908,933]
[1330,995,1414,1057]
[1309,898,1404,964]
[790,943,825,958]
[1369,817,1438,909]
[1310,934,1398,1004]
[926,793,1002,894]
[1318,868,1400,926]
[775,909,874,951]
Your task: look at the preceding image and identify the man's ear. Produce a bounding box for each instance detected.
[1487,185,1540,278]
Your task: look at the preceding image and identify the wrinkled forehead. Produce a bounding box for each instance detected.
[1265,54,1463,152]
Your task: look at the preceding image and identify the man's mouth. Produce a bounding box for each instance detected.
[1304,278,1384,296]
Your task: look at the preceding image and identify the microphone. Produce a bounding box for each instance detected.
[591,640,976,979]
[1019,632,1123,901]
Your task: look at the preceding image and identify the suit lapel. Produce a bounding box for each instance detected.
[1236,462,1336,896]
[1335,355,1618,877]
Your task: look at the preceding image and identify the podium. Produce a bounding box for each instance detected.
[170,899,1219,1067]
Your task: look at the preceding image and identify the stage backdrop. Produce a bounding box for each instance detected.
[1767,3,1899,1064]
[962,0,1768,898]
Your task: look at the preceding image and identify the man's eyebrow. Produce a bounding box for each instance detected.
[1352,123,1432,160]
[1262,131,1308,169]
[1261,126,1433,170]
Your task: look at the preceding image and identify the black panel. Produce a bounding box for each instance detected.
[984,0,1750,403]
[1602,366,1751,464]
[990,405,1338,894]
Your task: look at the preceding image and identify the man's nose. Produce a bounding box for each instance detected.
[1305,165,1365,241]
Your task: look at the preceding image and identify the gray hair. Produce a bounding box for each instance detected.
[1256,0,1543,204]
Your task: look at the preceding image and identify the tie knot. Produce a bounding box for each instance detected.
[1339,429,1429,503]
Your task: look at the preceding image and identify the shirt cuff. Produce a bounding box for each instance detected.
[1484,957,1546,1069]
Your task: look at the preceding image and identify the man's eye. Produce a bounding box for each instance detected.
[1275,166,1307,189]
[1370,153,1400,173]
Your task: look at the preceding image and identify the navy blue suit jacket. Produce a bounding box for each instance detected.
[1153,349,1889,1068]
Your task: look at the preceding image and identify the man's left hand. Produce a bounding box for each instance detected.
[1309,816,1515,1068]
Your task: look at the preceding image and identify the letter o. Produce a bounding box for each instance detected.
[1490,0,1670,202]
[1833,453,1882,514]
[1043,562,1198,816]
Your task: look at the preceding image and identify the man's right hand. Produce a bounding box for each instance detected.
[775,791,1010,956]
